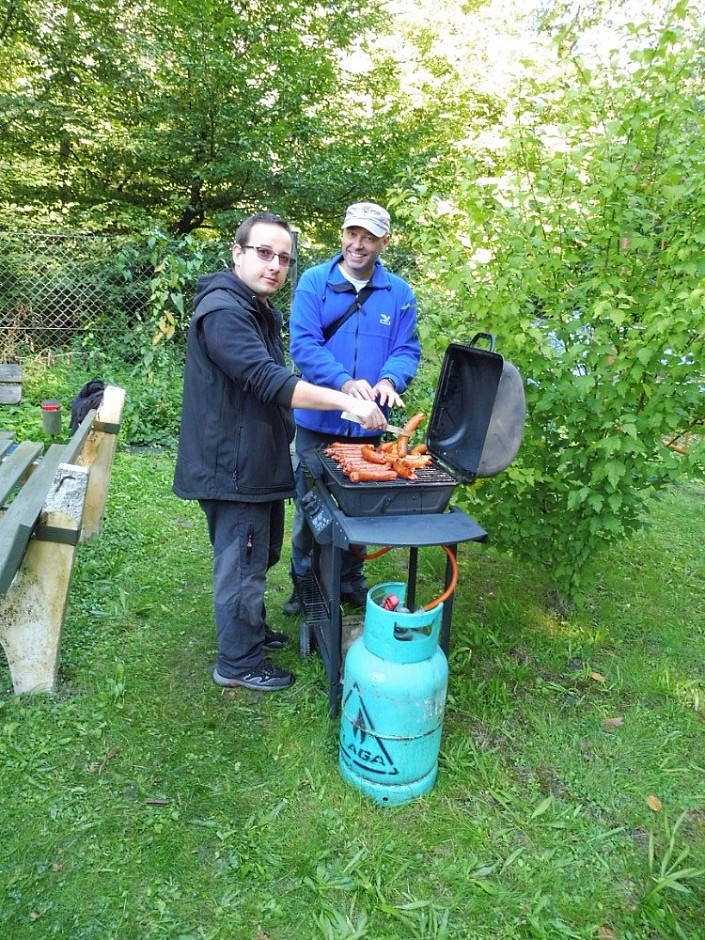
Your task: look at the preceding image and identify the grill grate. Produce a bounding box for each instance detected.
[319,453,457,488]
[317,451,458,517]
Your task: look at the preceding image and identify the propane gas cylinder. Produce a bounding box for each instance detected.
[339,581,448,806]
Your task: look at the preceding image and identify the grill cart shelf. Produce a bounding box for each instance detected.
[293,478,487,715]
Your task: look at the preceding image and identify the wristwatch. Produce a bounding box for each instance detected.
[382,377,396,390]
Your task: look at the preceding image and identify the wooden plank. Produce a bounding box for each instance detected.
[93,384,126,431]
[0,405,105,593]
[62,409,98,464]
[0,463,89,693]
[0,432,15,458]
[0,443,66,595]
[0,441,43,507]
[0,387,22,405]
[0,365,22,405]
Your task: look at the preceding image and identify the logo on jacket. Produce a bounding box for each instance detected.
[379,314,392,327]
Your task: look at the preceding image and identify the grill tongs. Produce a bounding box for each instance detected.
[340,411,411,438]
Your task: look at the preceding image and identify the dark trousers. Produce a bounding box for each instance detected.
[199,499,284,676]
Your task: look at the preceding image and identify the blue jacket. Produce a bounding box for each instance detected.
[173,269,299,502]
[290,254,420,437]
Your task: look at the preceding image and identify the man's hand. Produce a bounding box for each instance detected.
[341,378,375,400]
[348,398,386,430]
[373,378,404,409]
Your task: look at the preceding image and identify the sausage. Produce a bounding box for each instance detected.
[403,412,425,434]
[397,411,425,458]
[411,442,428,455]
[349,469,398,483]
[392,459,416,480]
[341,461,390,473]
[361,444,389,465]
[403,454,432,468]
[325,445,366,455]
[339,454,399,470]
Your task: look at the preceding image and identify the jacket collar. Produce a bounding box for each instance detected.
[194,268,279,324]
[229,269,275,313]
[325,254,391,291]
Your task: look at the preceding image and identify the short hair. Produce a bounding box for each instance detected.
[234,212,291,247]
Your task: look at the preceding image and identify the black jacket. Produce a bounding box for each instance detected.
[173,269,300,502]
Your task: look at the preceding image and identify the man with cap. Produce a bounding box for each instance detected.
[283,201,421,615]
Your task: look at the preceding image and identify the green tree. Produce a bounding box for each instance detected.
[0,0,466,238]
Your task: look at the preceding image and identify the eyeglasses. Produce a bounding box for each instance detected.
[243,245,295,268]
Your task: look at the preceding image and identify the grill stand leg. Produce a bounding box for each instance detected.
[327,545,342,716]
[407,547,418,610]
[299,539,343,717]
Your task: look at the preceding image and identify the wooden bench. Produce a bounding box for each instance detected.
[0,385,126,693]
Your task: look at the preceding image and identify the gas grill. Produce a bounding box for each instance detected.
[292,334,526,715]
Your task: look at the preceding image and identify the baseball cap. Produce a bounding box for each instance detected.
[342,202,391,238]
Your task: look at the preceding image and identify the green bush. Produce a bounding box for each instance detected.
[390,12,705,602]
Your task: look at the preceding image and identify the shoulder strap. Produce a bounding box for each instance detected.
[322,284,375,342]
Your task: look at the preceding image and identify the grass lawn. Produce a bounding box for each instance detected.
[0,450,703,940]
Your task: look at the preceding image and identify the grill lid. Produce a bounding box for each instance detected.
[427,333,525,482]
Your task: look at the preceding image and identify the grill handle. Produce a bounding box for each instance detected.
[468,332,496,352]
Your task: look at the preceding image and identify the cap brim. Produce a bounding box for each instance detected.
[343,217,388,237]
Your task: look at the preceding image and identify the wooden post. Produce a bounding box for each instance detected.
[0,463,88,693]
[75,385,126,542]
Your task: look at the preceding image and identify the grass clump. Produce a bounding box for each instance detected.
[0,450,703,940]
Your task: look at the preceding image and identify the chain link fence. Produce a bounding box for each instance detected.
[0,231,305,365]
[0,232,156,359]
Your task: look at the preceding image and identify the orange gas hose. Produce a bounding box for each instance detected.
[422,545,458,611]
[351,545,392,560]
[350,544,458,608]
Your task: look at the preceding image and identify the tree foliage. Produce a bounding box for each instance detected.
[391,1,705,601]
[0,0,470,238]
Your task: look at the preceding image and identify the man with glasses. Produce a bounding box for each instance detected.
[282,202,421,616]
[174,212,386,692]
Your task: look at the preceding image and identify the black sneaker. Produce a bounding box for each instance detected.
[341,588,367,610]
[263,627,291,651]
[213,663,295,692]
[281,591,301,616]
